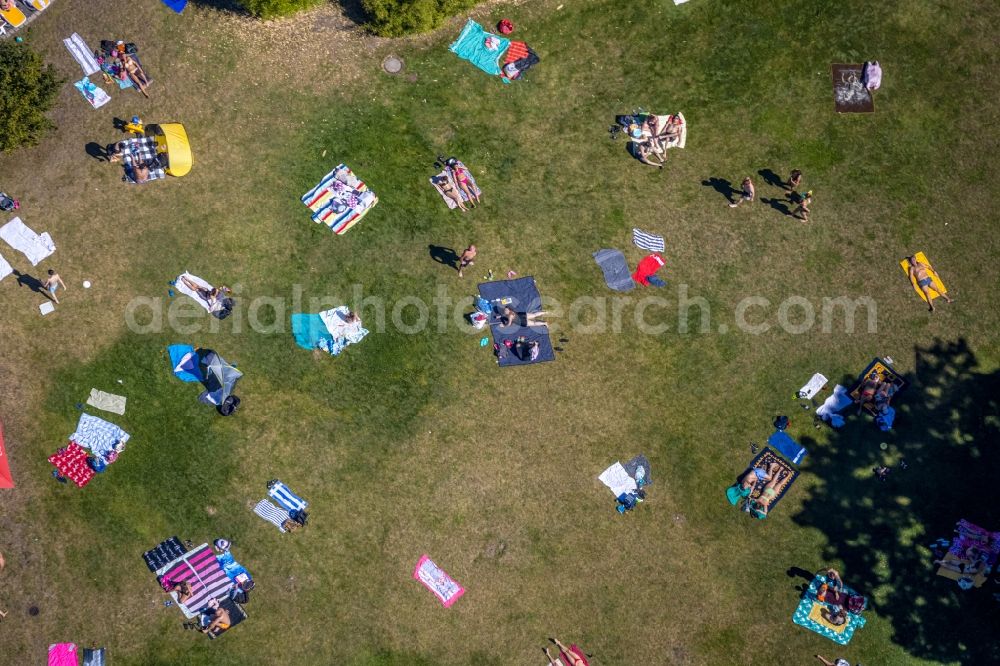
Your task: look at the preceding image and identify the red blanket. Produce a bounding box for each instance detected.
[632,252,665,286]
[504,41,529,65]
[48,442,94,488]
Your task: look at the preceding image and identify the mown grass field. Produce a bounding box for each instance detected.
[0,0,998,664]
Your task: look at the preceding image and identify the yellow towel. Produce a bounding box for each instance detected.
[807,602,849,633]
[901,252,947,302]
[0,5,27,27]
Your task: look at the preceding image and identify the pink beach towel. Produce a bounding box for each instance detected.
[412,555,465,607]
[48,643,78,666]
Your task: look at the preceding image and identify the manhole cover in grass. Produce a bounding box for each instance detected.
[382,56,404,75]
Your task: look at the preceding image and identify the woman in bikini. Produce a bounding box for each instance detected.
[433,175,467,211]
[908,255,954,312]
[121,53,151,98]
[445,159,480,207]
[727,462,779,505]
[748,470,787,519]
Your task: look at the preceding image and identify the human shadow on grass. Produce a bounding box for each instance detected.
[85,142,108,162]
[12,270,46,295]
[760,196,794,217]
[428,245,459,271]
[702,177,737,204]
[758,168,786,190]
[792,338,1000,663]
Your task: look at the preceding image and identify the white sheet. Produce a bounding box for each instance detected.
[319,306,364,340]
[0,218,55,266]
[799,373,829,399]
[63,33,100,76]
[174,272,213,313]
[816,384,853,419]
[87,388,127,416]
[598,462,637,497]
[0,252,12,282]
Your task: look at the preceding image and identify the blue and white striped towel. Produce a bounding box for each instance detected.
[632,228,665,253]
[253,499,289,533]
[268,481,308,513]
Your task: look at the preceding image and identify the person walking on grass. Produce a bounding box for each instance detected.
[457,245,477,278]
[793,190,813,221]
[729,176,755,207]
[787,168,803,191]
[42,269,67,304]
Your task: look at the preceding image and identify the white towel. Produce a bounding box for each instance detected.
[86,389,127,415]
[0,252,12,282]
[598,462,637,497]
[0,218,55,266]
[632,228,665,253]
[63,33,100,76]
[173,272,214,312]
[816,384,854,420]
[798,373,828,399]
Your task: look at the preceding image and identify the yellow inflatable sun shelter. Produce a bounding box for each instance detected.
[146,123,192,177]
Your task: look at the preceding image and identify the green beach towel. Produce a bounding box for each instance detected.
[726,484,751,505]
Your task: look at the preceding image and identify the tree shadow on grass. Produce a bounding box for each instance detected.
[793,338,1000,663]
[701,177,736,204]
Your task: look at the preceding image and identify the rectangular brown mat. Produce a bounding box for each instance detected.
[832,63,875,113]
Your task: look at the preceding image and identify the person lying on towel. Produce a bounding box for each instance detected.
[855,377,895,415]
[746,470,788,519]
[908,255,954,312]
[180,275,233,309]
[500,306,550,329]
[726,462,780,505]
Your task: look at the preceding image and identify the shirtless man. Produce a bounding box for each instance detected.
[908,255,954,311]
[202,604,231,636]
[457,245,476,278]
[42,269,67,304]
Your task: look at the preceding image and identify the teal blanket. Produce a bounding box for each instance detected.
[291,314,333,350]
[449,19,510,76]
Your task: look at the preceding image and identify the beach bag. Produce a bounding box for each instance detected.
[497,19,514,35]
[212,297,234,320]
[862,61,882,90]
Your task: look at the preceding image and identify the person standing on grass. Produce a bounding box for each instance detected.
[42,270,67,304]
[729,177,755,207]
[457,245,477,278]
[787,169,803,191]
[793,190,813,221]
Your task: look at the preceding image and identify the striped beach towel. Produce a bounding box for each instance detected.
[253,499,289,533]
[158,543,232,616]
[301,164,378,235]
[268,481,307,513]
[633,228,665,252]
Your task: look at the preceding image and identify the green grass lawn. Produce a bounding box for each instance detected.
[1,0,998,664]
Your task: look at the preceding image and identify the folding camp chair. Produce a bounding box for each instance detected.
[0,2,27,28]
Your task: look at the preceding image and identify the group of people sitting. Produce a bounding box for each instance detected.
[726,461,788,519]
[854,374,897,415]
[97,40,151,98]
[618,112,684,168]
[434,157,482,211]
[105,141,164,184]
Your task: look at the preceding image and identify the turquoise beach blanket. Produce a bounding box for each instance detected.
[449,19,510,76]
[792,574,867,645]
[291,314,333,350]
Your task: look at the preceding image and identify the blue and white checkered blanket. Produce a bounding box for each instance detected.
[71,413,130,459]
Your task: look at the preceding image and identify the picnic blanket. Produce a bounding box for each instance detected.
[0,218,55,266]
[301,164,378,234]
[413,555,465,607]
[850,358,906,414]
[74,77,111,109]
[449,20,510,76]
[633,228,665,253]
[832,64,875,113]
[901,252,947,302]
[86,388,127,415]
[122,137,166,183]
[739,447,799,512]
[64,33,100,75]
[253,499,290,533]
[48,442,95,488]
[623,454,652,486]
[48,643,78,666]
[767,430,807,465]
[313,306,369,355]
[598,462,636,497]
[478,277,556,367]
[291,313,334,350]
[593,249,635,292]
[430,169,481,208]
[158,543,234,618]
[70,413,130,460]
[268,481,307,513]
[632,252,665,286]
[0,252,12,282]
[501,40,540,82]
[792,573,867,645]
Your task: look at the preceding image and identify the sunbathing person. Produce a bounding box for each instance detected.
[168,581,194,605]
[855,376,884,413]
[908,255,954,312]
[106,142,125,163]
[121,54,151,98]
[547,638,589,666]
[180,276,231,307]
[747,470,787,519]
[445,159,480,207]
[133,162,151,184]
[826,568,844,593]
[820,604,848,627]
[501,306,549,329]
[433,175,467,212]
[634,140,664,169]
[726,462,779,504]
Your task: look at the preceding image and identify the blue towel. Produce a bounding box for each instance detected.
[291,313,334,350]
[269,481,308,512]
[767,430,807,465]
[449,20,510,76]
[161,0,187,12]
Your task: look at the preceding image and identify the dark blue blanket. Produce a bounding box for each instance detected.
[477,277,556,367]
